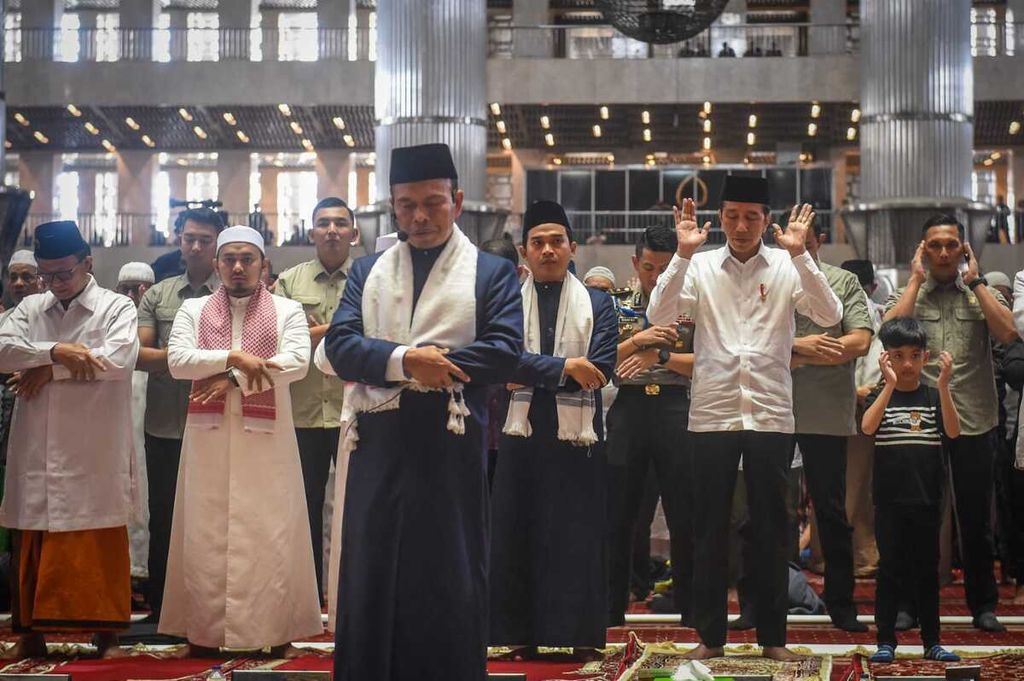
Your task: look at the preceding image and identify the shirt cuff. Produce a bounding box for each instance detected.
[385,345,410,382]
[791,250,816,269]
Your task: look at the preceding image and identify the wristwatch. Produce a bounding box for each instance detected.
[226,368,241,388]
[657,349,671,365]
[967,275,987,290]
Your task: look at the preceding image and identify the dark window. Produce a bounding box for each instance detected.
[628,170,660,211]
[559,171,592,212]
[526,170,557,204]
[595,170,626,211]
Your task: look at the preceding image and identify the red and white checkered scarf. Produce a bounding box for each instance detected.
[187,282,278,432]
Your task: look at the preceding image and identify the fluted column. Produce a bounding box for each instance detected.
[374,0,488,203]
[858,0,973,263]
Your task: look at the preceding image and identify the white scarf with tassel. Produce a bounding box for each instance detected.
[503,272,598,447]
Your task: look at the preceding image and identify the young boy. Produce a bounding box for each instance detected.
[861,317,961,663]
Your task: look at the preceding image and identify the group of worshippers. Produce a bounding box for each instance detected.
[0,140,1020,677]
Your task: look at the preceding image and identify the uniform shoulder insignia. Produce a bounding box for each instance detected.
[609,287,633,299]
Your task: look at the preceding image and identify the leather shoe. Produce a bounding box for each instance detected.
[727,613,756,630]
[894,610,917,631]
[831,612,868,633]
[973,612,1007,633]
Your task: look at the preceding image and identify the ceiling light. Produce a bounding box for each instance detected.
[278,104,292,117]
[343,134,355,147]
[851,108,861,123]
[606,154,615,164]
[501,137,512,151]
[236,130,250,143]
[290,121,304,135]
[641,110,650,124]
[178,108,193,121]
[703,119,712,133]
[332,116,346,130]
[4,141,10,149]
[540,115,550,129]
[702,154,711,164]
[222,112,237,126]
[643,128,652,142]
[799,152,810,162]
[125,117,140,131]
[747,132,756,146]
[703,136,712,150]
[552,157,562,165]
[66,104,82,117]
[984,158,994,167]
[846,126,857,141]
[807,122,818,136]
[992,151,1002,160]
[84,121,99,135]
[599,106,609,120]
[14,113,28,126]
[301,138,315,152]
[1010,121,1021,135]
[592,124,602,138]
[496,120,507,134]
[101,139,116,152]
[811,103,821,118]
[646,158,656,167]
[748,114,757,128]
[33,131,49,144]
[744,156,751,164]
[544,133,554,146]
[489,102,501,116]
[141,134,155,147]
[193,125,208,140]
[703,101,712,114]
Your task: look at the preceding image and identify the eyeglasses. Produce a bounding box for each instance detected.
[39,262,82,284]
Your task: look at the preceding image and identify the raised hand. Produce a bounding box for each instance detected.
[402,345,470,389]
[962,242,979,285]
[190,374,233,404]
[674,198,710,259]
[878,351,897,386]
[564,357,607,391]
[937,351,954,388]
[910,240,927,284]
[51,342,106,381]
[772,203,816,257]
[227,350,283,393]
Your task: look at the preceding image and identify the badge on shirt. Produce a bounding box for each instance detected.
[909,410,922,432]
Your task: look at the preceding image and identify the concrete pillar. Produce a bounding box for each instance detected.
[261,9,280,62]
[117,151,157,245]
[77,169,96,216]
[22,0,63,60]
[319,0,353,60]
[259,166,280,243]
[512,0,550,59]
[169,9,188,62]
[18,152,59,217]
[809,0,846,55]
[119,0,159,61]
[858,0,973,265]
[216,150,252,217]
[218,0,257,60]
[375,0,488,204]
[315,151,351,202]
[1010,0,1024,54]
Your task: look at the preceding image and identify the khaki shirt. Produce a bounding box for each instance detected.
[275,258,350,429]
[614,288,694,388]
[136,271,221,440]
[792,261,874,436]
[885,276,1007,436]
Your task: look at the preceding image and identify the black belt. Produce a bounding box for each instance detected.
[618,384,689,397]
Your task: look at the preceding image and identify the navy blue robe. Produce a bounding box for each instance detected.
[325,246,523,681]
[489,285,618,648]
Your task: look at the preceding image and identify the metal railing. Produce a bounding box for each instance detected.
[563,209,836,245]
[6,27,373,63]
[488,23,858,59]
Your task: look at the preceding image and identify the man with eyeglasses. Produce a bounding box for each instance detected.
[275,197,358,605]
[135,207,223,622]
[0,221,139,658]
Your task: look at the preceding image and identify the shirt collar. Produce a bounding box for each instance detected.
[176,271,220,295]
[44,274,100,312]
[923,273,967,294]
[314,256,352,281]
[716,241,769,269]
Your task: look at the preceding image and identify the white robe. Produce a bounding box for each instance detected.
[129,370,151,577]
[159,292,323,649]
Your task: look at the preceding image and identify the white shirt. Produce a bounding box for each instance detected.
[647,244,842,433]
[0,276,140,531]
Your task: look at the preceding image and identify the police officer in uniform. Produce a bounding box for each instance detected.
[607,224,695,626]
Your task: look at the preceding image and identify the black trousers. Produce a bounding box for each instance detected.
[606,387,693,626]
[630,468,661,598]
[947,429,1000,616]
[995,433,1024,583]
[875,504,941,649]
[144,434,183,616]
[690,430,791,648]
[295,427,340,603]
[794,433,856,616]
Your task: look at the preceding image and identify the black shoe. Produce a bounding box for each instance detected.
[728,613,756,630]
[894,610,917,631]
[831,612,868,633]
[973,612,1007,633]
[648,593,680,614]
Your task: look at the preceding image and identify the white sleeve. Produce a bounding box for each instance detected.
[0,302,57,373]
[792,252,843,328]
[1013,270,1024,336]
[53,297,139,382]
[167,302,230,380]
[646,254,696,326]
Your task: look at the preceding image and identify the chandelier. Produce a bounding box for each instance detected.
[596,0,730,44]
